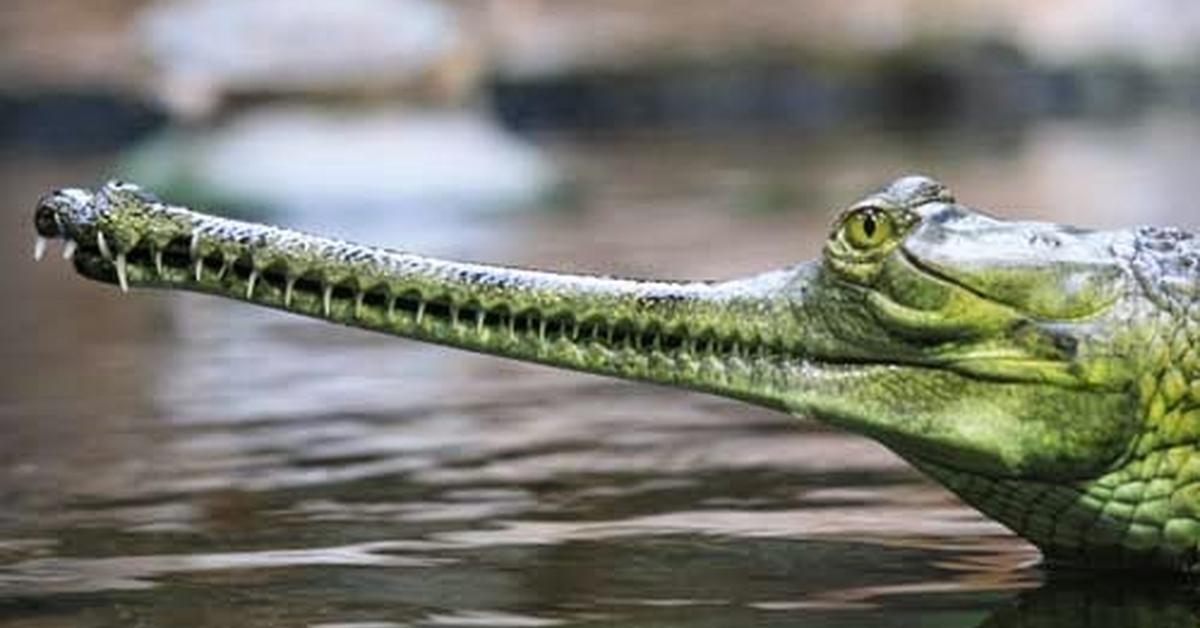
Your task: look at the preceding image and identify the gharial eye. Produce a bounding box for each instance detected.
[842,207,894,250]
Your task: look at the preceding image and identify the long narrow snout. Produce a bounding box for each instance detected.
[34,181,809,407]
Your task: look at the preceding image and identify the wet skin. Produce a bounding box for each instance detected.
[31,176,1200,572]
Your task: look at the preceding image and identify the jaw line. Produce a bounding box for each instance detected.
[70,240,1082,390]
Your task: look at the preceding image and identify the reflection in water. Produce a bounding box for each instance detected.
[982,578,1200,628]
[4,113,1200,625]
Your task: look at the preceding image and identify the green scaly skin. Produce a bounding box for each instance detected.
[31,177,1200,572]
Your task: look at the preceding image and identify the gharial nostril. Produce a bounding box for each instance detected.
[33,195,64,238]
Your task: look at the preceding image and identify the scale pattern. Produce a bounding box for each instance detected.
[920,225,1200,570]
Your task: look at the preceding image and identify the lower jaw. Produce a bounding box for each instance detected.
[71,249,797,410]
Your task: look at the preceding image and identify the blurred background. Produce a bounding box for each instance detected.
[3,1,1200,626]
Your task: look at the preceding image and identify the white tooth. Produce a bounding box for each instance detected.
[62,239,77,260]
[154,249,165,275]
[96,231,112,261]
[246,270,258,299]
[322,285,333,316]
[115,252,129,293]
[194,257,204,281]
[34,236,47,261]
[285,277,296,307]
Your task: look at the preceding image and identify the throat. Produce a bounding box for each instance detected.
[914,455,1199,571]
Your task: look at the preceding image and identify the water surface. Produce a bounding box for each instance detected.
[3,114,1200,626]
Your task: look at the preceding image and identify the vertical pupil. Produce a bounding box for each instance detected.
[862,214,877,238]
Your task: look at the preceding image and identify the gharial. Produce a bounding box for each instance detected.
[31,176,1200,572]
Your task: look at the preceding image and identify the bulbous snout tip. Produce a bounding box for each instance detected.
[33,188,93,238]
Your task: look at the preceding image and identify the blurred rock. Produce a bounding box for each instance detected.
[458,0,1200,77]
[136,0,482,117]
[5,0,1200,95]
[121,106,557,213]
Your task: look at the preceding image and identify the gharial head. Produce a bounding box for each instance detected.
[777,176,1147,483]
[772,177,1193,569]
[35,175,1189,568]
[30,176,1149,481]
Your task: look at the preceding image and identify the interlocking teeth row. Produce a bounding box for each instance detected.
[36,225,787,362]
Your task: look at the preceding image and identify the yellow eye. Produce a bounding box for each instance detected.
[842,207,894,250]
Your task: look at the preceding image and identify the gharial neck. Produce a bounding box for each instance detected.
[914,299,1200,572]
[58,193,807,407]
